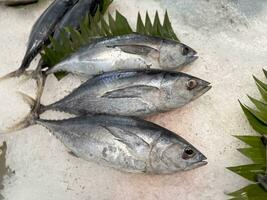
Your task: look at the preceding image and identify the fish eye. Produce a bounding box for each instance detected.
[182,46,190,55]
[182,147,196,160]
[186,79,198,90]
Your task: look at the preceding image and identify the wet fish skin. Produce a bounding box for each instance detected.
[10,0,79,77]
[53,0,102,41]
[47,34,198,76]
[41,70,211,116]
[36,115,207,174]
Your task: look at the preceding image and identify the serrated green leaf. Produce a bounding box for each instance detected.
[108,13,118,35]
[256,82,267,102]
[240,101,267,135]
[254,76,267,92]
[234,136,264,148]
[100,0,113,14]
[246,106,267,125]
[115,11,133,35]
[80,15,91,41]
[248,95,267,114]
[145,12,153,34]
[100,16,111,36]
[229,71,267,198]
[227,164,266,182]
[228,184,267,199]
[152,11,162,36]
[163,11,179,41]
[136,12,146,34]
[238,148,266,164]
[69,28,83,49]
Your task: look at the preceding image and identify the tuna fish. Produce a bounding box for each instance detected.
[53,0,102,41]
[47,33,198,76]
[0,0,79,80]
[34,115,207,174]
[40,70,211,116]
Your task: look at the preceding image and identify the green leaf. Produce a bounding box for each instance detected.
[238,148,266,164]
[245,106,267,125]
[239,101,267,135]
[229,71,267,198]
[115,11,133,35]
[229,184,267,199]
[100,16,112,36]
[163,11,179,41]
[256,83,267,102]
[69,28,83,49]
[227,164,266,182]
[234,136,265,148]
[136,12,146,34]
[108,13,118,35]
[248,95,267,114]
[152,11,162,36]
[254,76,267,92]
[100,0,113,14]
[145,12,153,34]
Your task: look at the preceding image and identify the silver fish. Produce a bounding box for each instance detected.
[53,0,102,41]
[35,115,207,174]
[41,70,211,116]
[47,34,198,76]
[0,0,79,80]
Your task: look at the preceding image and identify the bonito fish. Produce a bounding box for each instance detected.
[47,34,198,76]
[34,115,207,174]
[0,0,79,80]
[53,0,102,41]
[40,70,211,116]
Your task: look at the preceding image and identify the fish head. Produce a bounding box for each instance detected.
[159,41,198,70]
[161,72,211,107]
[150,133,207,174]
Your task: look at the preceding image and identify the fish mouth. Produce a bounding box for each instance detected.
[190,160,208,169]
[192,83,212,101]
[185,48,198,65]
[187,55,199,64]
[185,155,208,171]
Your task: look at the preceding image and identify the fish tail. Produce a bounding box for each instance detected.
[5,92,42,133]
[0,71,46,134]
[0,50,38,82]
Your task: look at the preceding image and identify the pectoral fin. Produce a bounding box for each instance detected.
[108,45,159,58]
[101,85,160,99]
[101,126,150,157]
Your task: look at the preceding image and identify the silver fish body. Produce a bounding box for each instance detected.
[36,115,207,174]
[47,34,198,76]
[53,0,102,41]
[19,0,79,72]
[41,70,211,116]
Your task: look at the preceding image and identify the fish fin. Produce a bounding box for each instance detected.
[16,92,36,109]
[109,45,159,57]
[102,126,150,157]
[1,92,43,134]
[101,85,160,99]
[0,69,32,82]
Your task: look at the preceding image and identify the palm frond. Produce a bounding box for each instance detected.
[41,7,179,79]
[228,184,266,199]
[228,69,267,197]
